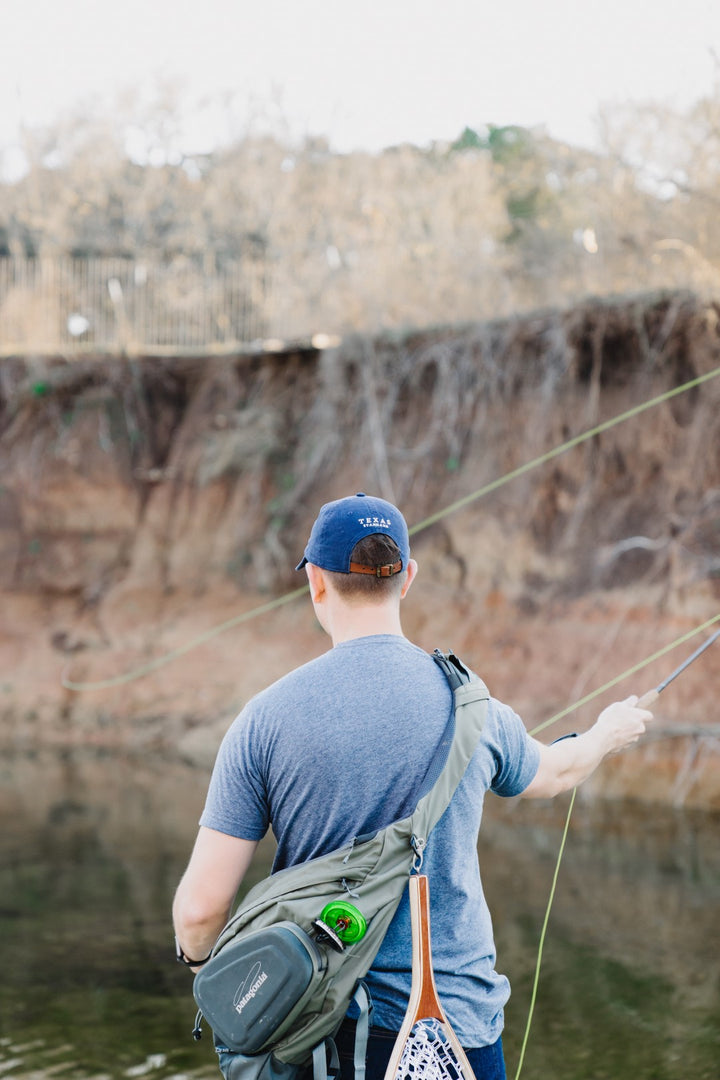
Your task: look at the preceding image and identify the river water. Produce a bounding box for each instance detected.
[1,748,718,1080]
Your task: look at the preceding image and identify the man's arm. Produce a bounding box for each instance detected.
[172,826,258,969]
[521,696,653,798]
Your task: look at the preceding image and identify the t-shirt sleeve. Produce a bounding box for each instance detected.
[198,705,270,840]
[486,698,540,797]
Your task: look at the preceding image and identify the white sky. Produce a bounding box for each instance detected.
[2,0,719,164]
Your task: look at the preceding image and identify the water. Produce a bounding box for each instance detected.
[1,748,718,1080]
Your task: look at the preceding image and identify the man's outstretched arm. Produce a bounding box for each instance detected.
[172,826,258,969]
[521,696,653,799]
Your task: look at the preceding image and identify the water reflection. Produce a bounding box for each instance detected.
[0,749,718,1080]
[482,797,720,1078]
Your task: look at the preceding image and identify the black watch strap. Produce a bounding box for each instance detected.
[175,936,212,967]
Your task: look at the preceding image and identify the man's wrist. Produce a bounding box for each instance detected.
[175,936,212,967]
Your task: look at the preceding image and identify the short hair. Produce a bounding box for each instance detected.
[324,533,406,601]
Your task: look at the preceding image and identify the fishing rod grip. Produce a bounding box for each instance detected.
[636,688,659,709]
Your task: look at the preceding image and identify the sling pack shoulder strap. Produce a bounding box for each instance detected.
[409,650,490,847]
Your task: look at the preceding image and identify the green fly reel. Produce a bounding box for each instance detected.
[311,900,367,952]
[320,901,367,944]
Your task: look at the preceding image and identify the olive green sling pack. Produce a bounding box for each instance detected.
[191,650,489,1080]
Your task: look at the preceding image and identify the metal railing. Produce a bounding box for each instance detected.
[0,256,271,355]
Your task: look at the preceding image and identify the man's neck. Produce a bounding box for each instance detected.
[328,604,405,646]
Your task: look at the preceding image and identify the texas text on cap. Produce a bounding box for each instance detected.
[296,492,410,576]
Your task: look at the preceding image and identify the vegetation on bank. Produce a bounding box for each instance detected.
[1,87,720,340]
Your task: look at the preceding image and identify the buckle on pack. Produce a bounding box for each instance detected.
[411,834,425,872]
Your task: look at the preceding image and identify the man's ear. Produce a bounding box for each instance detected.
[305,563,327,604]
[400,558,418,598]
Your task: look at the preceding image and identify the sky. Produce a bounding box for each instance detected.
[2,0,719,171]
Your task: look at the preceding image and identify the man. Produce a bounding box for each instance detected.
[173,493,652,1080]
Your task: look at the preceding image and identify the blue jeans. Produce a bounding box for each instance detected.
[215,1025,506,1080]
[334,1022,506,1080]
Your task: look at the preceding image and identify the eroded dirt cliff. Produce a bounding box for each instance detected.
[1,290,719,807]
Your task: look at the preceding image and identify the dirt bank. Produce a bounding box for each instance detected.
[1,290,719,808]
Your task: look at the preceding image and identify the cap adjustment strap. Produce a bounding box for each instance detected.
[348,560,403,578]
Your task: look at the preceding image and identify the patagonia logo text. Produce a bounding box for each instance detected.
[233,962,268,1015]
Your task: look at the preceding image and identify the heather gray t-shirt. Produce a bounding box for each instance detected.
[200,634,539,1047]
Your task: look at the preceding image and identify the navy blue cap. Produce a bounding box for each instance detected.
[296,493,410,573]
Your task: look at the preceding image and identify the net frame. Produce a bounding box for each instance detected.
[383,875,476,1080]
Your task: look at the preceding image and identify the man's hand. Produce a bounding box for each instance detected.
[595,695,653,754]
[522,695,653,799]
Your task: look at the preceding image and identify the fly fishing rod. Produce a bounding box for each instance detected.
[636,626,720,708]
[516,620,720,1080]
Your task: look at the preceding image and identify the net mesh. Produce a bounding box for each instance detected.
[393,1018,466,1080]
